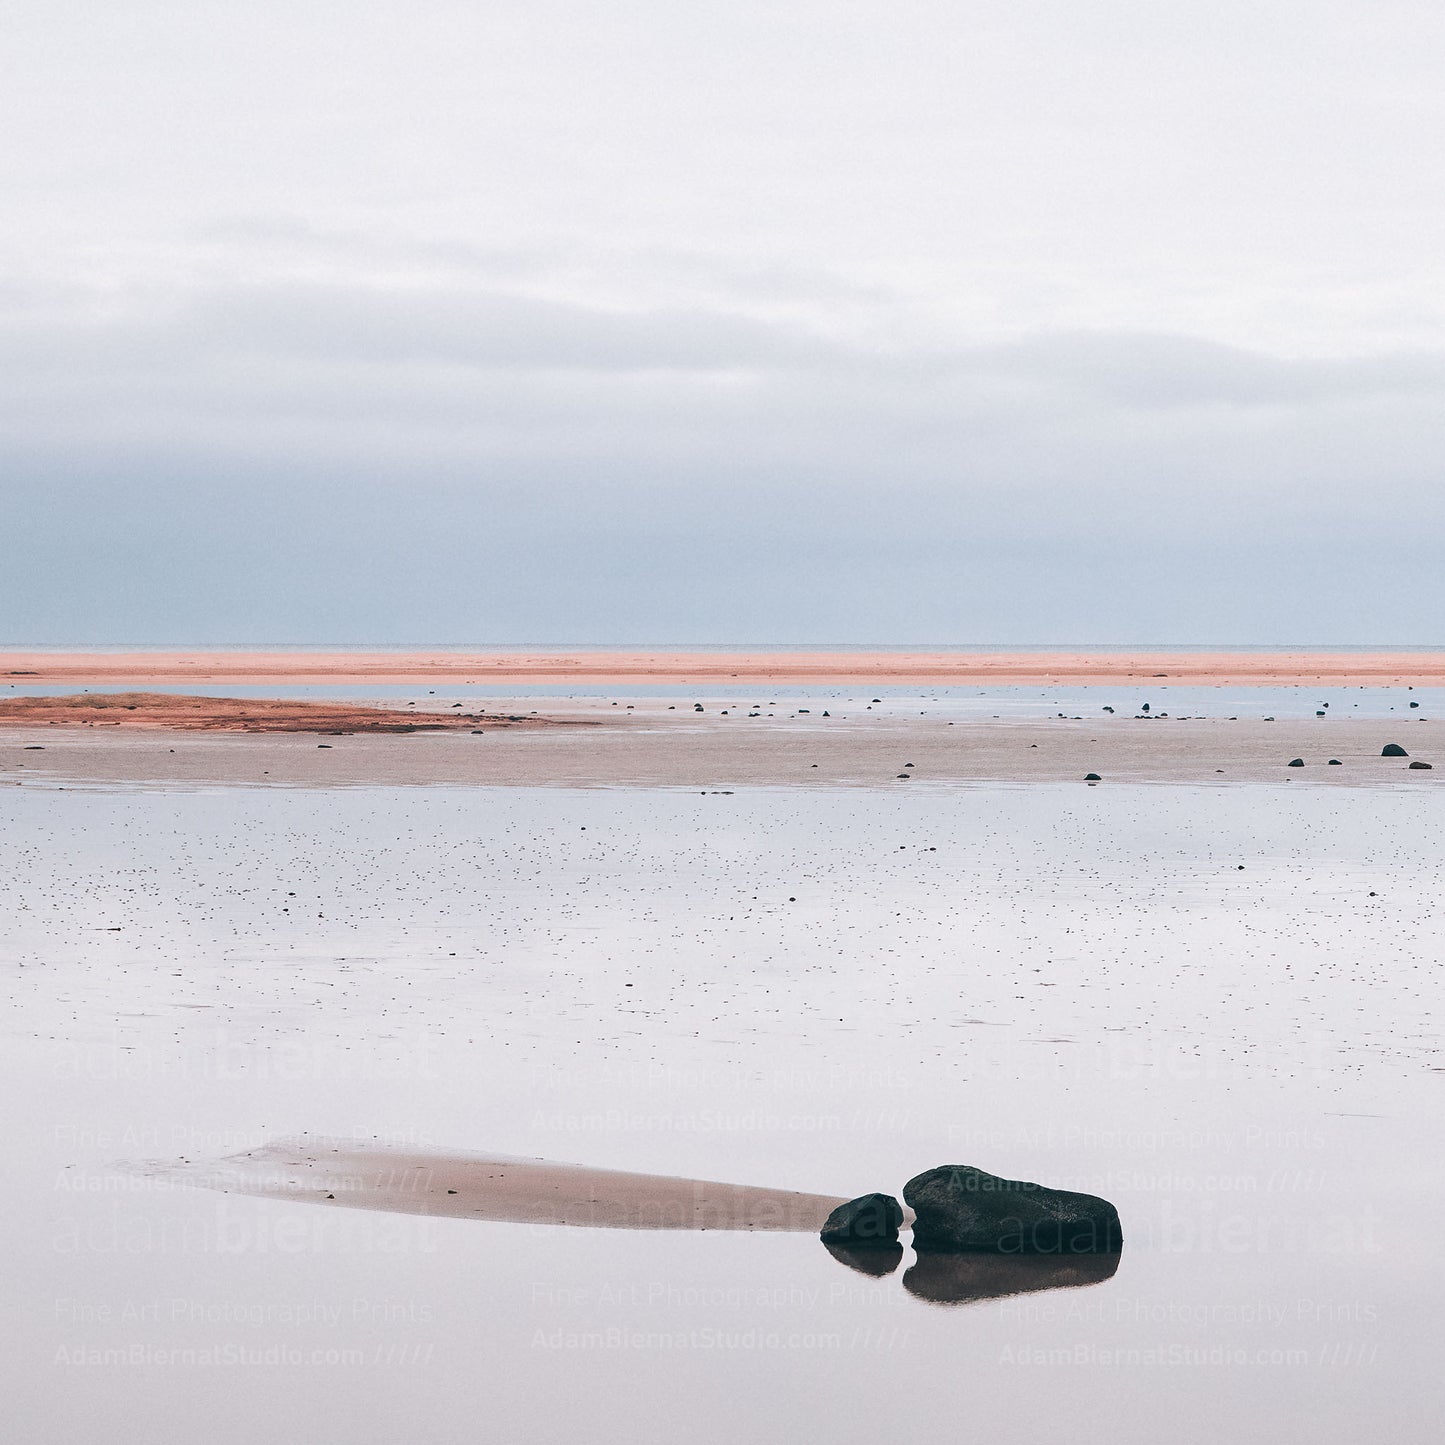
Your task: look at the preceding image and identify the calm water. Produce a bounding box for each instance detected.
[3,782,1440,1440]
[4,678,1443,721]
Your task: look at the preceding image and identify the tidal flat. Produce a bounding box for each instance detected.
[3,747,1441,1439]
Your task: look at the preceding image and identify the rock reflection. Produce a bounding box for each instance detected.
[901,1249,1121,1305]
[824,1241,905,1277]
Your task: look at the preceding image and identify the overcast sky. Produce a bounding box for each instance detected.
[3,0,1444,643]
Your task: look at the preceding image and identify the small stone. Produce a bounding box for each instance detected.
[1328,759,1341,765]
[1383,743,1409,757]
[1409,760,1433,770]
[1084,773,1101,781]
[1287,758,1304,767]
[820,1193,904,1245]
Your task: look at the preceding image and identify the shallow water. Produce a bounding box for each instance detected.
[3,782,1440,1439]
[5,677,1444,720]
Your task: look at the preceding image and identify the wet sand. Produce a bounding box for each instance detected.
[2,710,1438,788]
[5,648,1445,686]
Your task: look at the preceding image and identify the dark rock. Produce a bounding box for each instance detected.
[1409,760,1433,770]
[1328,759,1341,765]
[903,1165,1122,1254]
[1084,773,1101,781]
[1287,758,1304,767]
[824,1241,904,1277]
[903,1248,1120,1305]
[1383,743,1408,757]
[1410,701,1420,708]
[820,1192,904,1245]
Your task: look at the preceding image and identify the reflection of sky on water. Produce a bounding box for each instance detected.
[4,679,1442,720]
[3,781,1439,1440]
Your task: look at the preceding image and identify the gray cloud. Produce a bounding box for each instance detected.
[6,278,1445,499]
[4,1,1445,640]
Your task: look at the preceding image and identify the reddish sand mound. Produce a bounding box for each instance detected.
[0,692,587,734]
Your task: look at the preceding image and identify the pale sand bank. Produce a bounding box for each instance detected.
[144,1138,847,1231]
[3,713,1438,788]
[6,648,1445,686]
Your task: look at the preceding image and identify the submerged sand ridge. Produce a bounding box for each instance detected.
[0,691,587,734]
[143,1138,849,1232]
[6,649,1445,686]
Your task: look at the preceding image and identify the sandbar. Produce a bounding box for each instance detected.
[145,1138,848,1232]
[5,649,1445,686]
